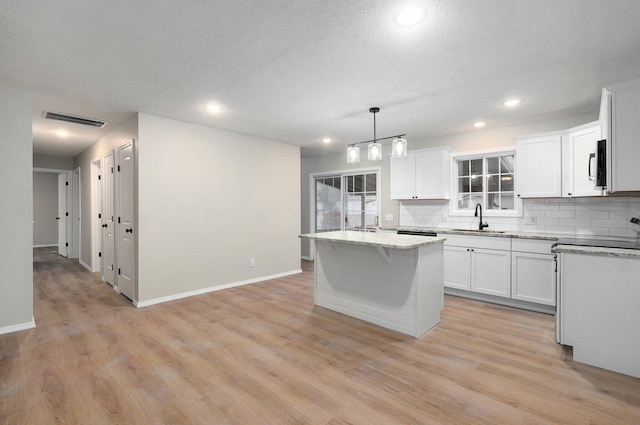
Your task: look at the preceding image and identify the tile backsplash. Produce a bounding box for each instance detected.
[399,197,640,239]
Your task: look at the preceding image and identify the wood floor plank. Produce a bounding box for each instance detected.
[1,248,639,424]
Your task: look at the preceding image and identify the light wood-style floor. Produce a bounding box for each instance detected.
[1,248,639,424]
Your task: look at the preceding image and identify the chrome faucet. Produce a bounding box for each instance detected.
[474,203,489,231]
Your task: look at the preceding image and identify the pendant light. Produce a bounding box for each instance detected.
[367,107,382,161]
[346,107,407,163]
[392,137,407,158]
[347,145,360,164]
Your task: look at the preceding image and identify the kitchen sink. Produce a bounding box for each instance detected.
[451,229,506,234]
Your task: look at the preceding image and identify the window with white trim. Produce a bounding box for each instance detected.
[452,151,520,216]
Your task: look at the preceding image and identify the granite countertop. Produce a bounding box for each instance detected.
[552,244,640,258]
[383,226,559,241]
[299,231,446,250]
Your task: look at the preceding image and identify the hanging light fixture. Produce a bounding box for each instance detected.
[392,137,407,158]
[346,145,360,164]
[346,107,407,163]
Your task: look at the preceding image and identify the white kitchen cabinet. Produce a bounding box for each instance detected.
[442,245,471,290]
[472,248,511,297]
[600,79,640,193]
[515,132,563,198]
[557,250,640,378]
[511,239,555,306]
[561,122,604,197]
[442,234,511,298]
[390,147,451,200]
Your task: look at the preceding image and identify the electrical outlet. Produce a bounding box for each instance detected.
[525,216,537,225]
[250,258,255,268]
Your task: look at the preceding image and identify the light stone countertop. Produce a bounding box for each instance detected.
[552,244,640,258]
[299,231,446,250]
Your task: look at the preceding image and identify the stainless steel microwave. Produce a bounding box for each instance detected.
[596,139,606,188]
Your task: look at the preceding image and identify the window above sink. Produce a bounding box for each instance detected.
[450,148,523,218]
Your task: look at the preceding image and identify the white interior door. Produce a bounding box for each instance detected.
[103,152,115,286]
[116,140,135,301]
[71,168,80,258]
[91,160,102,273]
[57,173,68,257]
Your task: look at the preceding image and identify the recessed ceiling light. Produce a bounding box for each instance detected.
[473,122,486,128]
[206,104,223,114]
[56,130,69,137]
[395,6,426,26]
[322,138,332,144]
[503,99,522,107]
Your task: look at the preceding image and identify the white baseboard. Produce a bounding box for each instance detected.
[33,244,57,248]
[0,317,36,335]
[79,258,93,272]
[301,256,312,261]
[136,268,303,308]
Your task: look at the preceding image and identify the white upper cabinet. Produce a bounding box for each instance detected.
[562,122,603,197]
[515,133,563,198]
[600,79,640,193]
[389,154,415,199]
[390,147,451,200]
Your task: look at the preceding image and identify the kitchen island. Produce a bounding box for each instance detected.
[299,231,446,338]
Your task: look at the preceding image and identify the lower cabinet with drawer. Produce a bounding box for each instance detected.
[442,234,512,298]
[440,234,556,314]
[511,239,556,306]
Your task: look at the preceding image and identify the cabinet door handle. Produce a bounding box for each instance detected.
[588,153,596,181]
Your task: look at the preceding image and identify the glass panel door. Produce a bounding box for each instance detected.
[343,172,378,232]
[313,171,379,234]
[314,176,342,232]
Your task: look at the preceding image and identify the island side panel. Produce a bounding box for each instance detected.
[314,240,420,337]
[416,243,444,337]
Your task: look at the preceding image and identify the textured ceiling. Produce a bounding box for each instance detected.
[1,0,640,158]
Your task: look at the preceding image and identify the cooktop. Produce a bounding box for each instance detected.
[555,237,640,250]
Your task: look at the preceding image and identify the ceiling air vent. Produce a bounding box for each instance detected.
[44,111,108,128]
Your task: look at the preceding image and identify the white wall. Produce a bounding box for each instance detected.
[33,154,73,170]
[33,172,58,246]
[300,111,599,258]
[74,115,139,268]
[0,83,34,333]
[137,113,301,303]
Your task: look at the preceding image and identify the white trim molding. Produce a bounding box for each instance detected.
[134,269,303,308]
[0,317,36,335]
[79,258,93,272]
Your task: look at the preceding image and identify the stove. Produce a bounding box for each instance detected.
[554,237,640,250]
